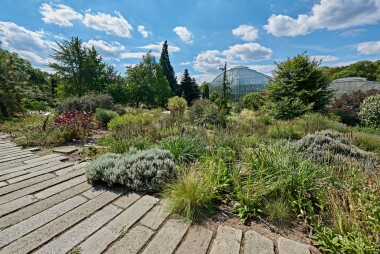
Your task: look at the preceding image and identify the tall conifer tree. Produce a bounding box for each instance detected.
[159,41,179,95]
[180,69,200,105]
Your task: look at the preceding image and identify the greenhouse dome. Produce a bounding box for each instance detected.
[209,66,269,101]
[330,77,380,97]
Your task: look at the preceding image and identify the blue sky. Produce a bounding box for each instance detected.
[1,0,380,82]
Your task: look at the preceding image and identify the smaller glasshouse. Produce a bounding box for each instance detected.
[330,77,380,98]
[209,66,269,101]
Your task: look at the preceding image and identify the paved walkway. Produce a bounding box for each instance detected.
[0,136,311,254]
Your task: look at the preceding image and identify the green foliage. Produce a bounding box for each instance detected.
[266,123,301,140]
[49,37,118,97]
[293,130,376,171]
[359,94,380,128]
[265,199,293,227]
[351,131,380,156]
[241,93,265,111]
[179,69,201,105]
[95,108,119,125]
[163,170,215,222]
[108,112,156,140]
[56,93,115,113]
[210,91,219,102]
[167,96,187,119]
[323,60,380,82]
[86,148,176,192]
[189,99,221,126]
[160,135,206,164]
[268,52,332,119]
[125,52,171,108]
[330,89,380,125]
[293,113,348,135]
[21,98,46,111]
[200,82,210,99]
[159,41,178,96]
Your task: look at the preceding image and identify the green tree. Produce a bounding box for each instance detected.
[49,37,117,98]
[359,94,380,127]
[179,69,201,105]
[200,82,210,99]
[242,93,264,111]
[159,41,178,95]
[268,52,332,120]
[0,48,31,116]
[220,62,231,111]
[125,52,171,108]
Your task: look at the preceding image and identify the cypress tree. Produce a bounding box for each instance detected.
[180,69,201,105]
[159,41,179,95]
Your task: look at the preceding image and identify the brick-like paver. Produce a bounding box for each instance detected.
[278,237,310,254]
[244,231,275,254]
[140,201,171,230]
[209,225,242,254]
[176,225,213,254]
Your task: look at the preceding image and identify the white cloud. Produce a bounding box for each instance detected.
[245,64,275,75]
[180,61,191,66]
[0,22,55,66]
[232,24,259,41]
[40,3,83,27]
[264,0,380,37]
[120,51,160,59]
[357,41,380,55]
[139,41,180,53]
[83,11,133,37]
[192,73,218,83]
[223,43,272,61]
[173,26,193,44]
[194,50,227,73]
[84,40,125,59]
[311,55,339,62]
[137,25,151,38]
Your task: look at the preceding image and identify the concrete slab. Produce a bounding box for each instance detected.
[140,201,171,230]
[35,205,122,254]
[106,225,154,254]
[113,192,141,209]
[278,237,310,254]
[82,185,107,199]
[176,225,213,254]
[0,173,56,196]
[53,146,78,154]
[0,195,36,217]
[34,175,87,199]
[23,154,68,164]
[142,218,190,254]
[244,231,275,254]
[209,225,242,254]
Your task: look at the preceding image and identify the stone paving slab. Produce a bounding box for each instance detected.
[0,182,92,228]
[82,185,107,199]
[0,168,86,205]
[0,158,63,176]
[79,195,158,254]
[0,173,56,196]
[36,205,122,254]
[0,156,38,168]
[0,196,86,248]
[0,147,25,156]
[176,225,213,254]
[23,154,67,164]
[0,151,33,159]
[113,192,141,209]
[7,162,73,183]
[278,237,310,254]
[244,231,275,254]
[0,195,36,217]
[0,182,7,187]
[55,162,89,176]
[53,146,78,154]
[140,201,171,230]
[209,225,242,254]
[0,191,122,254]
[34,175,87,199]
[106,225,154,254]
[143,218,190,254]
[0,153,35,163]
[0,161,63,181]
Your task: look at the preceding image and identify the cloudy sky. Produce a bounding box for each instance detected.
[1,0,380,82]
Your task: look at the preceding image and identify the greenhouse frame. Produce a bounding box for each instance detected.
[330,77,380,97]
[209,66,270,101]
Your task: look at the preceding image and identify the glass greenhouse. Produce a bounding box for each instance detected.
[209,66,269,101]
[330,77,380,98]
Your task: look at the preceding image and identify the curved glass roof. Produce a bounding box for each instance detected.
[209,66,269,101]
[330,77,380,97]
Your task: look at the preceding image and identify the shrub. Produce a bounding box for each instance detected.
[53,109,96,141]
[266,123,301,140]
[241,93,265,111]
[264,199,293,227]
[359,94,380,128]
[57,93,114,113]
[189,99,224,126]
[22,98,46,111]
[108,113,156,140]
[351,131,380,156]
[160,135,206,164]
[167,96,187,119]
[293,113,348,135]
[292,130,376,171]
[330,89,380,125]
[163,170,215,222]
[86,148,176,192]
[95,108,119,125]
[269,97,312,120]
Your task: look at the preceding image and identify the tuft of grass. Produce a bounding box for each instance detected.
[163,170,216,222]
[265,199,293,228]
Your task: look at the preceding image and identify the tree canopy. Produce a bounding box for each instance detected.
[179,69,200,105]
[268,52,332,120]
[159,41,178,96]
